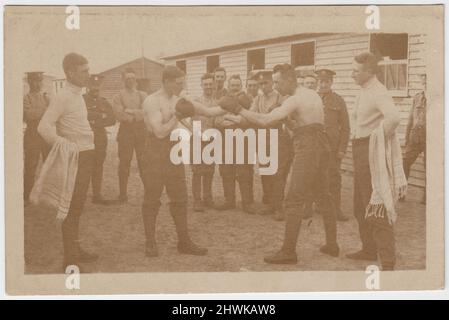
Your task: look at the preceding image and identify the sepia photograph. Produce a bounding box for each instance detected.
[3,4,444,295]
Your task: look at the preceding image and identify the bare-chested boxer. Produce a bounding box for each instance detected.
[220,63,339,264]
[141,65,227,257]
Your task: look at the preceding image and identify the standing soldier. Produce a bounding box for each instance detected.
[23,71,50,204]
[112,68,148,203]
[402,73,426,204]
[214,75,258,214]
[83,75,116,205]
[251,70,293,220]
[212,67,228,100]
[316,69,350,222]
[190,73,217,211]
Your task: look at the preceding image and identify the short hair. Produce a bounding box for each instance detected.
[273,63,297,81]
[354,52,379,74]
[201,73,214,82]
[62,53,88,75]
[162,65,185,82]
[213,67,226,75]
[228,74,242,83]
[121,67,136,77]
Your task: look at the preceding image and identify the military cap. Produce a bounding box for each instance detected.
[255,70,273,81]
[300,70,317,79]
[26,71,44,82]
[88,74,104,87]
[315,69,336,80]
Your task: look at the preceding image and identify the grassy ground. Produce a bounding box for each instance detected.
[25,139,426,274]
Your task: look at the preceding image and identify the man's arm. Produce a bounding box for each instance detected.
[131,91,148,122]
[23,95,43,121]
[377,92,401,137]
[37,95,64,146]
[112,93,134,122]
[191,99,227,117]
[96,99,116,128]
[239,96,298,127]
[404,100,415,145]
[144,101,178,139]
[338,96,350,157]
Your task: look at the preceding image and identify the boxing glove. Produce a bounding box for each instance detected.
[218,95,242,114]
[175,98,195,120]
[237,92,252,110]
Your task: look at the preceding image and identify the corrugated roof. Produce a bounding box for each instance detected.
[162,33,335,60]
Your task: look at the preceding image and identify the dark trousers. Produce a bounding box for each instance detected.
[328,151,343,214]
[352,137,396,268]
[281,124,337,253]
[191,164,215,203]
[24,127,50,201]
[117,124,146,197]
[141,135,191,245]
[403,128,426,180]
[261,132,293,211]
[219,164,254,206]
[91,130,108,198]
[190,138,215,203]
[62,150,95,263]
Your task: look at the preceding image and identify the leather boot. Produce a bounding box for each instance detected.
[170,204,208,256]
[321,198,339,254]
[62,215,80,271]
[118,173,128,203]
[143,212,158,257]
[264,210,302,264]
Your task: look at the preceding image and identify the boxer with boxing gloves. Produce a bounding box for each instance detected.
[220,64,340,264]
[141,65,227,257]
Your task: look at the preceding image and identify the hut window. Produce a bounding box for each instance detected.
[176,60,187,73]
[291,41,315,69]
[247,48,265,72]
[370,33,408,95]
[207,55,220,73]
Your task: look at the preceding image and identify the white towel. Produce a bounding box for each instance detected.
[30,137,79,220]
[366,121,407,225]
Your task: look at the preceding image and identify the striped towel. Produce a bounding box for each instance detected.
[30,137,79,220]
[365,121,407,225]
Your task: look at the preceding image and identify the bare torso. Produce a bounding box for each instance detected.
[288,87,324,127]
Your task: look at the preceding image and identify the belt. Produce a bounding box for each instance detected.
[352,136,370,146]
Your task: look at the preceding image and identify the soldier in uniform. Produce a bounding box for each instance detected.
[83,75,116,204]
[214,74,259,214]
[23,71,50,204]
[402,74,426,204]
[190,73,217,211]
[112,68,148,203]
[251,70,293,220]
[212,67,228,100]
[316,69,350,221]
